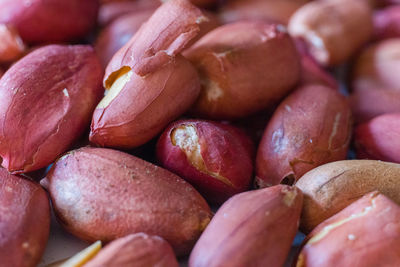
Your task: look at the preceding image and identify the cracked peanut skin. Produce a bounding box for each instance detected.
[103,0,205,79]
[255,85,352,188]
[184,21,300,120]
[297,192,400,267]
[189,185,303,267]
[90,55,200,149]
[95,9,155,68]
[156,119,254,204]
[42,147,212,257]
[296,160,400,233]
[0,0,98,44]
[0,168,50,267]
[90,0,203,149]
[84,233,178,267]
[0,45,103,173]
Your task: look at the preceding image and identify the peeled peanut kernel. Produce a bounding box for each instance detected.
[60,241,102,267]
[98,67,132,109]
[157,120,254,204]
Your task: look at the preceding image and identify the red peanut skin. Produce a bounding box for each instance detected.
[220,0,309,25]
[189,185,303,267]
[288,0,372,66]
[350,39,400,123]
[185,21,301,120]
[156,120,254,204]
[351,38,400,92]
[256,85,352,187]
[84,233,179,267]
[0,168,50,267]
[90,55,200,149]
[98,0,160,26]
[350,87,400,124]
[0,0,99,44]
[42,147,212,256]
[104,0,205,78]
[186,11,221,49]
[95,10,154,68]
[374,5,400,40]
[295,39,338,89]
[96,10,220,69]
[355,113,400,162]
[0,24,25,63]
[0,45,103,173]
[190,0,217,7]
[233,109,276,145]
[297,192,400,267]
[299,54,338,89]
[91,0,204,149]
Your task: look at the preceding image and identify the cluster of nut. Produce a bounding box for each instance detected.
[1,0,400,266]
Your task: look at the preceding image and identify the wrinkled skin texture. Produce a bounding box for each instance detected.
[0,45,104,173]
[186,11,221,49]
[84,233,179,267]
[297,192,400,267]
[374,6,400,40]
[95,10,154,68]
[296,160,400,233]
[0,168,50,267]
[189,185,303,267]
[104,0,205,78]
[156,120,254,204]
[256,85,352,187]
[350,39,400,123]
[355,113,400,162]
[220,0,309,25]
[42,147,212,256]
[90,0,204,149]
[185,21,301,120]
[90,55,200,149]
[0,0,99,43]
[0,24,24,63]
[288,0,372,66]
[96,10,220,69]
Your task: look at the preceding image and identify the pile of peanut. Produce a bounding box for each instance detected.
[1,0,400,266]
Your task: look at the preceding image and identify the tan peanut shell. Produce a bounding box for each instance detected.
[296,160,400,233]
[297,192,400,267]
